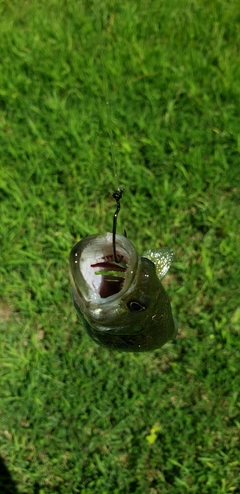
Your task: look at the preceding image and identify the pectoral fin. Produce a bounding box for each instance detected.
[142,247,174,280]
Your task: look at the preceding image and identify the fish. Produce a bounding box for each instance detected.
[69,232,177,352]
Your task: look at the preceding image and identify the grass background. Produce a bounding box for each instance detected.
[0,0,240,492]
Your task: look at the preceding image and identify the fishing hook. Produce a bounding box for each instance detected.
[112,188,124,263]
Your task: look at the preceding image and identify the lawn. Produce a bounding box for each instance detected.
[0,0,240,492]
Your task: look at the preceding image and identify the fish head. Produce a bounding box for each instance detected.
[70,233,177,351]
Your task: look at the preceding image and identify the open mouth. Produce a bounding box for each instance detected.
[70,233,138,304]
[91,254,127,298]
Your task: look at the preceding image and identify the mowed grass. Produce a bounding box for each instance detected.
[0,0,240,492]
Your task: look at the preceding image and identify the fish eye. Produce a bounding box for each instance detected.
[127,301,146,312]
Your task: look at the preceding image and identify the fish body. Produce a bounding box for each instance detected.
[70,233,177,352]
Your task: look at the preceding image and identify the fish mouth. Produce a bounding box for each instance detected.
[70,233,138,304]
[91,256,127,298]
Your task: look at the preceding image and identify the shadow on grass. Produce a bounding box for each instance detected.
[0,457,19,494]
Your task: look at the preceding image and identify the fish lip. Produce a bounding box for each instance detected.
[70,232,138,309]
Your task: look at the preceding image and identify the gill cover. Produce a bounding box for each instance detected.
[70,233,177,352]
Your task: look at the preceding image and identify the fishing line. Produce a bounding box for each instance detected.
[93,2,125,258]
[112,188,124,262]
[94,3,119,184]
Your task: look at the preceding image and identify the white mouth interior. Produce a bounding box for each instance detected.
[80,244,128,301]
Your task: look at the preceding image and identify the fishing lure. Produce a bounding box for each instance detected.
[69,190,177,352]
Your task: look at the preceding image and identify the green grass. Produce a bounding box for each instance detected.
[0,0,240,492]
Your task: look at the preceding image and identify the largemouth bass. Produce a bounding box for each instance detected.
[70,232,177,352]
